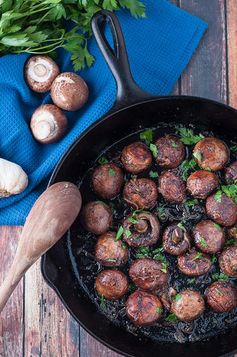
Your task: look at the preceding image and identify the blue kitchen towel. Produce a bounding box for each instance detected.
[0,0,207,225]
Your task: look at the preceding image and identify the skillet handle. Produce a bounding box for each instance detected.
[91,10,152,112]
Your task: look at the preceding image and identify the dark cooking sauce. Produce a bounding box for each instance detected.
[68,123,237,344]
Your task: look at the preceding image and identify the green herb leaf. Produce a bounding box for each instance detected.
[214,190,222,203]
[108,168,116,176]
[98,156,108,164]
[160,262,168,273]
[221,184,237,204]
[193,151,202,161]
[165,313,178,322]
[124,229,132,238]
[192,252,203,261]
[156,307,163,314]
[187,278,195,285]
[211,255,217,263]
[136,246,150,258]
[225,239,236,246]
[149,170,158,178]
[149,143,158,158]
[184,199,199,208]
[128,215,139,224]
[213,223,221,231]
[176,128,204,145]
[177,222,186,232]
[199,237,208,248]
[230,145,237,153]
[139,129,153,146]
[116,226,124,240]
[211,272,229,282]
[174,294,182,301]
[180,159,197,181]
[171,141,178,148]
[156,204,166,220]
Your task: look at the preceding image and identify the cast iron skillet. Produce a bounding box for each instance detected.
[41,10,237,357]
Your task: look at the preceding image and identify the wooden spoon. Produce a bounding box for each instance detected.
[0,181,82,312]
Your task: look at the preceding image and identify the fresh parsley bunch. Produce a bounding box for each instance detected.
[0,0,145,71]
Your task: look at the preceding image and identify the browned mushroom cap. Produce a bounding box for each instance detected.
[162,223,191,256]
[205,281,237,312]
[219,246,237,277]
[95,270,128,300]
[206,192,237,227]
[121,141,152,174]
[122,212,160,247]
[95,231,128,267]
[193,220,225,254]
[25,55,60,93]
[123,178,158,209]
[81,201,112,235]
[177,248,212,276]
[126,290,163,326]
[155,135,185,169]
[51,72,89,111]
[30,104,67,144]
[228,224,237,239]
[92,163,124,200]
[158,171,186,203]
[171,289,205,321]
[225,161,237,184]
[187,170,219,199]
[193,137,229,171]
[129,258,168,291]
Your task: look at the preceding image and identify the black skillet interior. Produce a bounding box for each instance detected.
[41,10,237,357]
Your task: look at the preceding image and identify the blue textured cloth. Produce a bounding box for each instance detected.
[0,0,207,225]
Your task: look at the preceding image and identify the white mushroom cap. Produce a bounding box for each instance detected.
[30,104,67,144]
[25,56,60,93]
[51,72,89,111]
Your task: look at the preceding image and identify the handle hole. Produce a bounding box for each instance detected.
[98,17,119,60]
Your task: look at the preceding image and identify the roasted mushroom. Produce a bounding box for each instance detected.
[187,170,219,199]
[30,104,67,144]
[81,201,112,235]
[162,223,191,256]
[171,289,205,321]
[51,72,89,111]
[155,135,185,168]
[177,248,212,276]
[122,212,160,247]
[129,258,168,291]
[205,281,237,312]
[92,163,124,199]
[193,137,229,171]
[158,171,186,203]
[123,178,158,209]
[206,192,237,227]
[95,270,128,300]
[25,55,59,93]
[95,231,128,267]
[193,220,225,254]
[121,141,152,173]
[225,161,237,184]
[219,246,237,277]
[126,290,163,326]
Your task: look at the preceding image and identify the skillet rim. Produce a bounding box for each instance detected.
[41,94,237,357]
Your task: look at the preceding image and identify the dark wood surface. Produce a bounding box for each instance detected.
[1,1,237,356]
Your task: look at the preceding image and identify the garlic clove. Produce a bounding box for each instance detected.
[30,104,67,144]
[51,72,89,111]
[0,159,28,197]
[25,56,60,93]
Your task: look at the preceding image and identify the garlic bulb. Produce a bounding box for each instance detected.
[0,159,28,197]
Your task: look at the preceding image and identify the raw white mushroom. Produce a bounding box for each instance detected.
[0,158,28,197]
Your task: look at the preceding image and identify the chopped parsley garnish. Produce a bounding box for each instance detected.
[214,190,222,203]
[230,145,237,153]
[213,223,221,231]
[177,222,187,232]
[139,129,153,146]
[171,141,178,148]
[192,252,203,261]
[136,246,150,259]
[124,229,132,238]
[156,204,166,220]
[149,143,158,158]
[184,199,199,208]
[160,262,168,273]
[199,237,208,248]
[156,307,163,314]
[128,215,139,224]
[211,255,217,263]
[176,127,204,145]
[108,168,116,176]
[193,151,202,161]
[116,226,124,240]
[98,156,109,164]
[225,239,236,247]
[149,170,159,178]
[180,159,197,181]
[174,294,182,301]
[165,313,178,322]
[187,278,195,285]
[221,184,237,204]
[211,272,229,282]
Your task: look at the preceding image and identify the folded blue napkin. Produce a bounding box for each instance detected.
[0,0,207,225]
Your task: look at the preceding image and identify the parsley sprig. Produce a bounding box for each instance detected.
[176,127,204,145]
[0,0,145,71]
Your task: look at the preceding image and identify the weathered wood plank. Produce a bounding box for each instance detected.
[226,0,237,108]
[180,0,227,103]
[80,328,122,357]
[0,226,23,357]
[24,260,80,357]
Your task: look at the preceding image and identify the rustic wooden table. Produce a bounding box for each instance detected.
[1,1,237,356]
